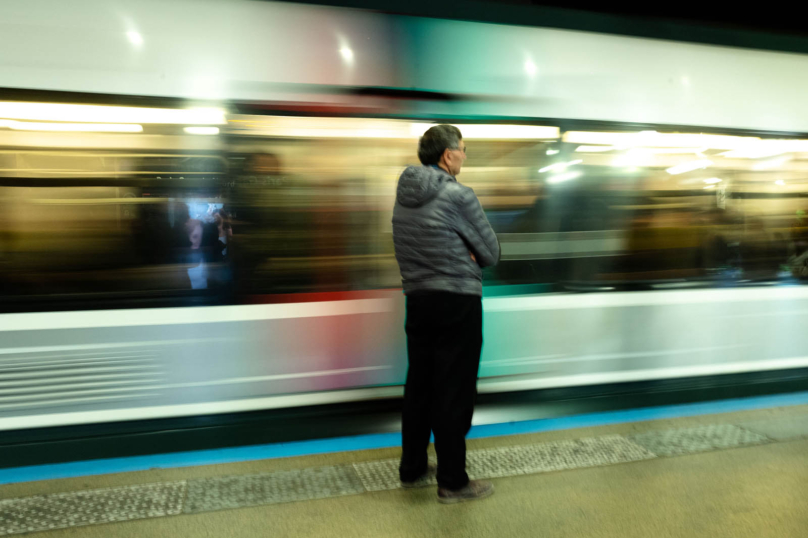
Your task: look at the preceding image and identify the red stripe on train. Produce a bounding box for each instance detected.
[244,288,402,304]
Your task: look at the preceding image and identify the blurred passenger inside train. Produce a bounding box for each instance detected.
[230,151,316,296]
[790,210,808,256]
[788,210,808,279]
[167,200,231,291]
[214,209,232,261]
[132,201,173,267]
[171,201,193,253]
[738,218,784,281]
[185,218,208,290]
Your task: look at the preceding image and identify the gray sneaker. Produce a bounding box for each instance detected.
[437,480,494,504]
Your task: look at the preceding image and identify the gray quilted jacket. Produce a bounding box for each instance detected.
[392,165,500,296]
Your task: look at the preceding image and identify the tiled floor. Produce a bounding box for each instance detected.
[0,412,803,536]
[738,414,808,441]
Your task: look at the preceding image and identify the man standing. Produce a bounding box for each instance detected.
[392,125,501,503]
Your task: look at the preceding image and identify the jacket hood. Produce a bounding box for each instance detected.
[396,165,454,208]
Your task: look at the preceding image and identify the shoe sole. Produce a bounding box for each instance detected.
[437,486,495,504]
[400,475,433,489]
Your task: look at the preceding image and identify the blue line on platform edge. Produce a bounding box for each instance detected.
[2,390,808,486]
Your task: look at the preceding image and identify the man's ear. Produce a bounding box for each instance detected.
[440,148,450,165]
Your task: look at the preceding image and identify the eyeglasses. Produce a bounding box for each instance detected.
[450,145,467,156]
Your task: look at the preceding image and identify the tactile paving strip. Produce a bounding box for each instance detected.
[352,435,655,491]
[627,424,771,457]
[0,423,783,533]
[183,465,365,513]
[352,458,438,492]
[0,481,185,536]
[468,434,656,478]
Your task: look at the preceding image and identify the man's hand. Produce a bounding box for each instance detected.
[470,252,477,263]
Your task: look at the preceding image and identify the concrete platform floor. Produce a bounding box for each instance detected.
[3,403,808,537]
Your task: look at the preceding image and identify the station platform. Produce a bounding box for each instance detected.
[2,394,808,537]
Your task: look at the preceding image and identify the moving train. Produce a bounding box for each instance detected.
[3,0,808,433]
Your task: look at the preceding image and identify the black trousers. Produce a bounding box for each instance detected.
[399,292,483,490]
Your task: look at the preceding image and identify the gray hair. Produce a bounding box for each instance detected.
[418,124,462,165]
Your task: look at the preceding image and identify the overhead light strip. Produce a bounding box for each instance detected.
[0,102,226,125]
[666,159,713,175]
[564,131,758,150]
[411,123,559,140]
[184,127,220,135]
[0,119,143,133]
[233,118,560,139]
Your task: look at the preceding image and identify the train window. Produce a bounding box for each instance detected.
[498,130,807,290]
[0,109,231,312]
[3,102,808,311]
[226,116,556,297]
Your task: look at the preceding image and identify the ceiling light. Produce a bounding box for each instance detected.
[238,117,416,138]
[666,159,713,175]
[0,119,142,133]
[703,177,722,184]
[242,118,559,140]
[721,148,786,159]
[411,123,559,140]
[339,47,354,62]
[524,59,537,77]
[546,149,559,155]
[575,145,615,152]
[721,140,808,159]
[650,147,705,154]
[753,156,792,170]
[611,148,653,168]
[539,159,582,173]
[539,163,564,173]
[0,102,227,125]
[184,126,219,135]
[126,31,143,47]
[776,180,786,186]
[547,171,582,184]
[563,131,760,150]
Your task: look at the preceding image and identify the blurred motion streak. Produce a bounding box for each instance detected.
[3,0,808,430]
[2,104,808,310]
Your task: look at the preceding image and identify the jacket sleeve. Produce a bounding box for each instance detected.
[454,187,501,268]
